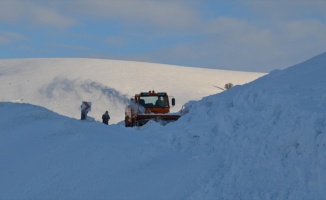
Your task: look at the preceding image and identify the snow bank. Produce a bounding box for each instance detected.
[151,52,326,199]
[0,103,217,199]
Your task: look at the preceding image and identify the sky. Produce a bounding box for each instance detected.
[0,0,326,72]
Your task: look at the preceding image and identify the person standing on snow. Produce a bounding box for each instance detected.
[102,111,110,125]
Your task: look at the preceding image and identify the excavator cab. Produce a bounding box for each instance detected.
[125,90,180,127]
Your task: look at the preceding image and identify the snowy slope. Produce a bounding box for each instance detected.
[1,53,326,200]
[159,52,326,199]
[0,58,264,123]
[0,102,214,199]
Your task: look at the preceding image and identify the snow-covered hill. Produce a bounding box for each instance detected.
[0,58,264,123]
[1,53,325,199]
[162,52,326,199]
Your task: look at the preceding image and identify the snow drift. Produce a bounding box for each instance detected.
[0,52,326,199]
[159,52,326,199]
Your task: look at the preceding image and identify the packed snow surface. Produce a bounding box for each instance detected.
[0,54,326,199]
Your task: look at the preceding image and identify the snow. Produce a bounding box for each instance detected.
[0,53,325,199]
[0,58,264,124]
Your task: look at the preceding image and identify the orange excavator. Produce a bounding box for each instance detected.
[125,90,181,127]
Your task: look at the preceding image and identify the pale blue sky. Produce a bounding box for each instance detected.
[1,0,326,72]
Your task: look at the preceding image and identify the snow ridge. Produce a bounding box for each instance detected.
[153,52,326,199]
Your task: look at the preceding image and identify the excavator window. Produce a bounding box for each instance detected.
[139,99,145,107]
[155,96,166,107]
[139,96,168,108]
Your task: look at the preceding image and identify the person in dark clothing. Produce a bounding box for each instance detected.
[102,111,110,125]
